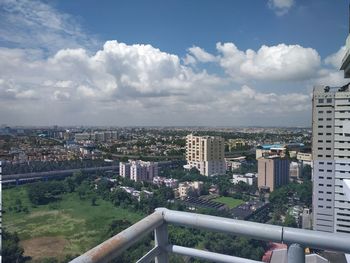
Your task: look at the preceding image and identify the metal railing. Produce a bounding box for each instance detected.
[70,208,350,263]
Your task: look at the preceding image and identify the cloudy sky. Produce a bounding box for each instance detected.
[0,0,348,127]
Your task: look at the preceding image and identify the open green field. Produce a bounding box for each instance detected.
[214,197,245,208]
[3,185,144,261]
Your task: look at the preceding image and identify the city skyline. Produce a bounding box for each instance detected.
[0,0,349,126]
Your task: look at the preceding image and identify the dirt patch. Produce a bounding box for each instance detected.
[20,236,69,260]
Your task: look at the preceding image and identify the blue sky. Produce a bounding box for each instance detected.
[0,0,349,126]
[55,0,347,57]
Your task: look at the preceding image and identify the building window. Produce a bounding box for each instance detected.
[319,99,324,103]
[327,98,332,103]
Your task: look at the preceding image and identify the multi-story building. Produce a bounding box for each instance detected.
[177,181,203,199]
[257,156,289,192]
[231,173,256,185]
[289,161,302,180]
[227,139,247,151]
[75,133,91,141]
[185,134,225,176]
[312,85,350,234]
[297,152,312,166]
[119,162,131,178]
[120,160,158,182]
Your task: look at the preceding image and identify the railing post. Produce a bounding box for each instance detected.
[155,222,169,263]
[287,243,305,263]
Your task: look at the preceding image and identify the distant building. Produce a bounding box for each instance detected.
[119,162,131,178]
[227,139,247,151]
[177,181,203,199]
[184,134,225,176]
[153,176,178,188]
[256,144,286,160]
[94,132,105,142]
[297,152,312,166]
[302,208,312,230]
[119,160,158,182]
[256,143,304,160]
[231,173,256,186]
[289,161,301,180]
[258,157,289,192]
[75,133,91,141]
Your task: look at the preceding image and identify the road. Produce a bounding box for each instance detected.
[2,165,119,184]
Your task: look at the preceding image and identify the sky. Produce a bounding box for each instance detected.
[0,0,349,127]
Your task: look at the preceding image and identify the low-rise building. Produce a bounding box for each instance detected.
[227,139,247,151]
[289,161,302,180]
[296,152,312,166]
[231,173,257,185]
[153,176,179,188]
[177,181,203,199]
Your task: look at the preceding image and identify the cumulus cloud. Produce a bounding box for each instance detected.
[0,0,337,126]
[268,0,295,16]
[186,46,217,64]
[324,46,346,69]
[216,42,320,81]
[216,85,310,114]
[0,39,314,126]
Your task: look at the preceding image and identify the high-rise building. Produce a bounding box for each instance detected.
[257,157,289,192]
[312,85,350,234]
[185,134,225,176]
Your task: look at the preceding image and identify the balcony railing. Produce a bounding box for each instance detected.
[70,208,350,263]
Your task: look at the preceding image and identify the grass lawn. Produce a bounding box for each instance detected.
[2,185,144,261]
[214,196,245,208]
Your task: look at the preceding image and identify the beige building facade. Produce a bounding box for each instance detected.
[185,134,225,176]
[258,157,289,192]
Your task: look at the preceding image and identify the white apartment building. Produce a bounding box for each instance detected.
[231,173,256,185]
[119,162,131,178]
[120,160,158,182]
[312,85,350,234]
[185,134,225,176]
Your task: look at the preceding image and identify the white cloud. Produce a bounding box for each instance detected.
[216,85,310,115]
[268,0,295,16]
[324,46,346,69]
[187,46,217,63]
[0,0,98,54]
[0,40,314,126]
[216,42,320,81]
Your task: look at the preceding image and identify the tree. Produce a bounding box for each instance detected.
[301,164,312,181]
[284,214,297,228]
[2,230,26,263]
[76,181,91,200]
[27,181,66,205]
[90,194,98,206]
